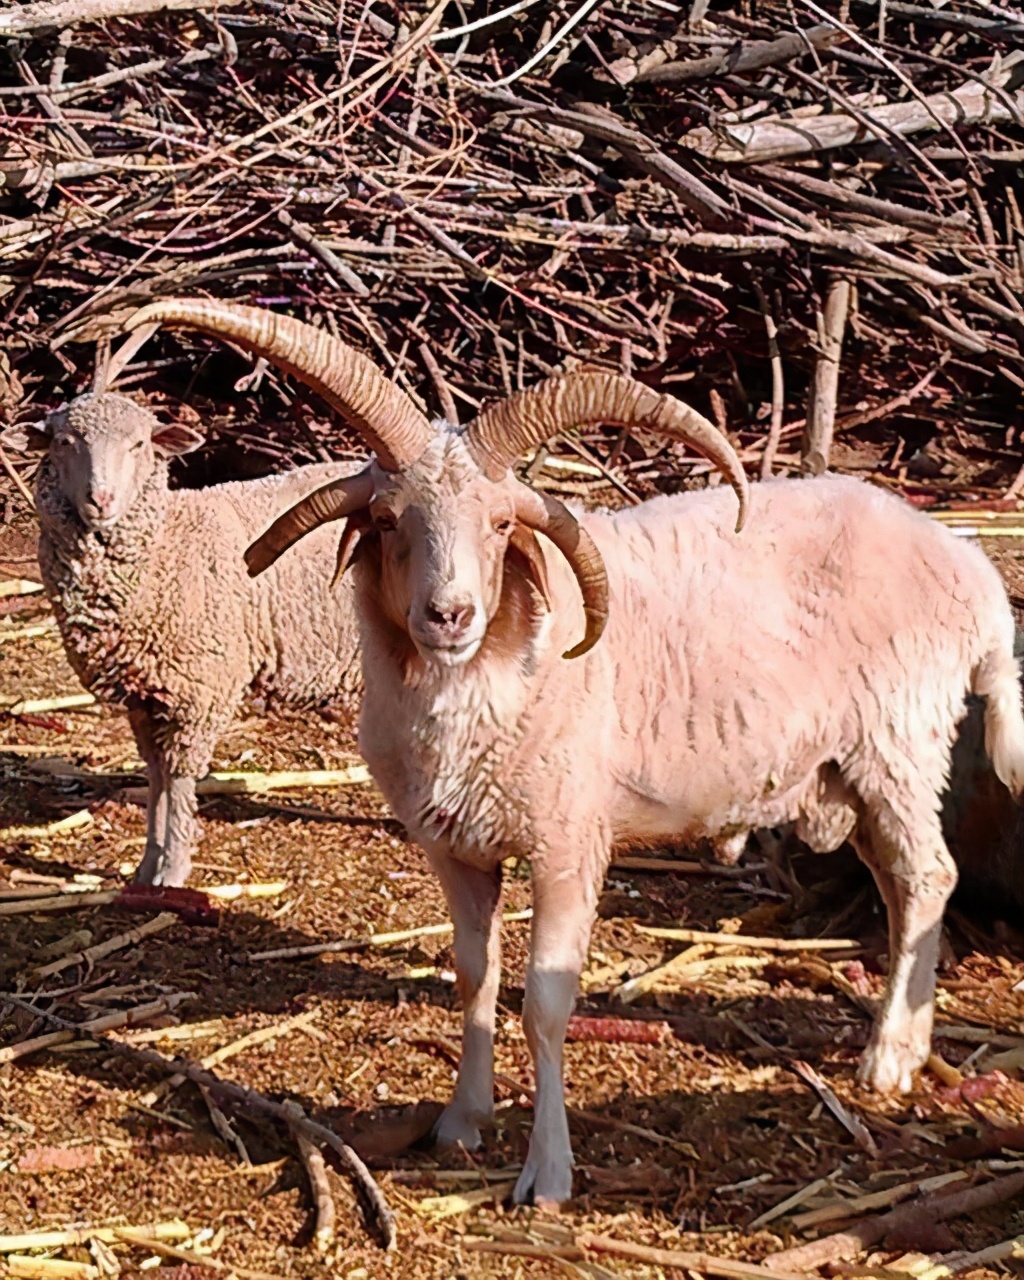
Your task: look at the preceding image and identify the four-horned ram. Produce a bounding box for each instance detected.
[121,298,1024,1207]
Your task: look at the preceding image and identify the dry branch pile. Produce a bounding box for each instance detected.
[1,13,1023,1267]
[0,0,1021,503]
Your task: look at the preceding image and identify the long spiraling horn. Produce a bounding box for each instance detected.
[467,371,750,532]
[245,468,374,577]
[513,487,609,660]
[125,299,432,471]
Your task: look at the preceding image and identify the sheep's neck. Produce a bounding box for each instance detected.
[36,462,170,690]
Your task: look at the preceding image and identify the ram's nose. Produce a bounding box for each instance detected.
[424,597,476,638]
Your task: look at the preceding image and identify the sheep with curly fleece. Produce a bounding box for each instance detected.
[121,299,1024,1208]
[8,393,363,886]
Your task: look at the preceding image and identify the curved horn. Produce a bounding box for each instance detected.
[245,467,374,577]
[468,371,749,532]
[126,300,432,471]
[513,486,609,660]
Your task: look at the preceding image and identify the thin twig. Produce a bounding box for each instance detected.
[753,278,785,480]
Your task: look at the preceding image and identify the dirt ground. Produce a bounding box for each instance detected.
[1,506,1022,1279]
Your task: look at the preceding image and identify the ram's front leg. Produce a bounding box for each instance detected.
[515,853,601,1207]
[429,851,504,1150]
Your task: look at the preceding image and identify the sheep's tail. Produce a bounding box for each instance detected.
[974,642,1024,797]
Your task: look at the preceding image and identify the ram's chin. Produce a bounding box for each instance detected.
[415,637,484,668]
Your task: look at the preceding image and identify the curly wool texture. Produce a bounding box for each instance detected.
[31,390,365,893]
[37,454,363,775]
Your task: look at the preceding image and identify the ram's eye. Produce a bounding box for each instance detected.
[493,518,513,536]
[130,440,144,452]
[55,436,74,449]
[374,511,397,533]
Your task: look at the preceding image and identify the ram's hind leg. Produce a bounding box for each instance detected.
[852,790,957,1095]
[430,853,504,1151]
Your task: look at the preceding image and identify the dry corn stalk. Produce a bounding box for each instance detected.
[139,1008,323,1106]
[0,889,118,917]
[0,1223,191,1254]
[0,693,96,715]
[6,1258,99,1280]
[0,993,194,1063]
[195,765,370,794]
[247,907,533,961]
[2,810,93,840]
[0,579,43,598]
[636,925,860,951]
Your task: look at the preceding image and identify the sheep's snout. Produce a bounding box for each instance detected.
[82,486,119,528]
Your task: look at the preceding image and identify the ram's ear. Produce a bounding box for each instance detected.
[1,419,51,455]
[507,525,553,611]
[152,421,204,456]
[330,511,373,587]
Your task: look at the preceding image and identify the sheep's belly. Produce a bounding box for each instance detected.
[611,758,857,854]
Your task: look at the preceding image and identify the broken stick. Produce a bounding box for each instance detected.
[803,277,852,476]
[790,1169,967,1231]
[35,911,177,978]
[767,1170,1024,1270]
[283,1099,337,1253]
[0,993,193,1064]
[578,1234,808,1280]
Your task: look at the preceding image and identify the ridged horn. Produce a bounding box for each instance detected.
[468,371,750,532]
[125,300,432,471]
[245,468,374,577]
[513,486,609,660]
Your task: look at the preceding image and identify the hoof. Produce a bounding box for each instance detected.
[513,1151,573,1206]
[858,1038,924,1095]
[433,1104,486,1152]
[132,847,190,888]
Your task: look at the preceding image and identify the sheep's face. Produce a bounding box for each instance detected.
[45,394,201,531]
[369,435,518,668]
